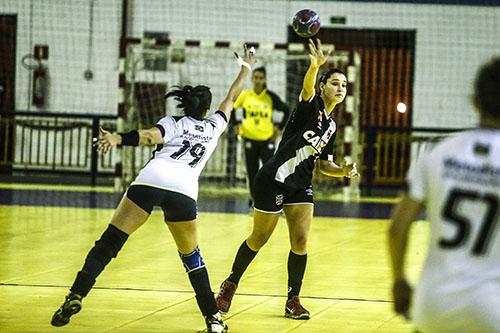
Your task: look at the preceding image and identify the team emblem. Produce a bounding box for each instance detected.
[276,194,284,205]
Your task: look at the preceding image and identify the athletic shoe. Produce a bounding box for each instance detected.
[215,279,237,314]
[51,292,82,326]
[205,312,228,333]
[284,296,310,320]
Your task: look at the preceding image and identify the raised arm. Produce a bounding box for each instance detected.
[94,127,163,155]
[218,44,257,118]
[301,39,333,102]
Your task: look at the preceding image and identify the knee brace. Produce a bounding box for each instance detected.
[83,224,128,276]
[179,247,205,274]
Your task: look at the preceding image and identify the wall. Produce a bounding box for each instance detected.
[1,0,499,127]
[1,0,120,114]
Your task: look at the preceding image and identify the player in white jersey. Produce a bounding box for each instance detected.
[50,45,256,333]
[388,57,500,333]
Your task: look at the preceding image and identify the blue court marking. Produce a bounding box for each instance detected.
[0,189,395,219]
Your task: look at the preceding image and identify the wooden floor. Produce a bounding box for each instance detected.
[0,204,428,332]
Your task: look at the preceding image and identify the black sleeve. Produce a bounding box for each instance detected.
[154,124,165,138]
[268,90,291,130]
[285,96,319,134]
[215,110,228,123]
[319,133,336,161]
[229,108,239,124]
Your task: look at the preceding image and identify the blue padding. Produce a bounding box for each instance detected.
[179,247,205,273]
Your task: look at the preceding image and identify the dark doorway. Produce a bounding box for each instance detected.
[0,15,17,173]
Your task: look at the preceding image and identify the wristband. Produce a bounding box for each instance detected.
[236,56,251,70]
[119,130,140,146]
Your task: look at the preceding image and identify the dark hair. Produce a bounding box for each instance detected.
[165,85,212,120]
[253,67,266,76]
[474,57,500,119]
[319,68,346,84]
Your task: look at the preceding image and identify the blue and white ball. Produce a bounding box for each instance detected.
[292,9,321,38]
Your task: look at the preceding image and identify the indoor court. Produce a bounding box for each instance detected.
[0,1,498,332]
[0,184,427,332]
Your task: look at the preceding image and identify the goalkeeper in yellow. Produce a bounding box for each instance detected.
[233,67,290,209]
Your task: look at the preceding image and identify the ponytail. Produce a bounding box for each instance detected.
[165,85,212,120]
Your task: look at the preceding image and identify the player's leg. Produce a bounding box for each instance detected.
[216,170,283,314]
[51,185,157,327]
[244,139,260,208]
[162,191,227,333]
[282,194,314,320]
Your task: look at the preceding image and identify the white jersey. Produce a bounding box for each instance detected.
[132,111,228,200]
[407,129,500,333]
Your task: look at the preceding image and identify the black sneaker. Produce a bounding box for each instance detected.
[205,312,228,333]
[51,292,82,327]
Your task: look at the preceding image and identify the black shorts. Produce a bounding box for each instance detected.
[126,184,197,222]
[253,169,314,213]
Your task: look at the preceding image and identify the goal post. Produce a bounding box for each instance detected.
[119,38,361,200]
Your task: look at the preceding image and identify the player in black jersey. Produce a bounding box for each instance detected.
[216,39,359,319]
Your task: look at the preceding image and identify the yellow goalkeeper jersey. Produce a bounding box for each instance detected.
[233,88,289,141]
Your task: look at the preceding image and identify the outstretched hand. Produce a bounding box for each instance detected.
[392,279,413,320]
[341,158,360,178]
[308,38,333,68]
[93,127,121,154]
[234,44,257,67]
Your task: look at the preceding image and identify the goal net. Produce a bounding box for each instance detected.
[121,40,361,199]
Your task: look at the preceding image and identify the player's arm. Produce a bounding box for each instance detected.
[301,39,333,102]
[218,45,256,119]
[388,194,425,318]
[318,159,359,178]
[94,126,163,154]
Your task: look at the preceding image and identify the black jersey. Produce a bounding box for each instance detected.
[261,94,337,189]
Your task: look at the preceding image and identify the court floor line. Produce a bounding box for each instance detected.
[103,296,196,333]
[286,300,340,332]
[223,296,275,320]
[373,312,400,331]
[0,183,399,203]
[0,282,393,304]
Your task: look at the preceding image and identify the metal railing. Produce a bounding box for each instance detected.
[0,111,117,185]
[363,126,468,194]
[1,112,469,193]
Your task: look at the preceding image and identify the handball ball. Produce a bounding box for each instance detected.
[292,9,320,38]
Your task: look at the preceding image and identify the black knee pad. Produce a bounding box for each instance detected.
[85,224,128,271]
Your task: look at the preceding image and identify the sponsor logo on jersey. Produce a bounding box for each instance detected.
[303,122,336,153]
[306,187,313,196]
[474,142,490,155]
[276,194,284,205]
[182,129,212,143]
[195,125,204,132]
